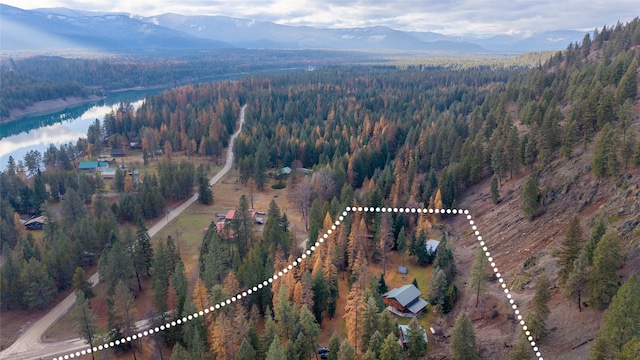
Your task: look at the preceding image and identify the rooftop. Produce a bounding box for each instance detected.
[383,284,422,307]
[425,239,440,253]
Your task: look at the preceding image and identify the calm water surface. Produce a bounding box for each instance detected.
[0,90,154,171]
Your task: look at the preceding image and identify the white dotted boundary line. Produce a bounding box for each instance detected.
[52,207,542,360]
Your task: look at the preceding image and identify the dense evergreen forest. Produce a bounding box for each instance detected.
[0,49,368,119]
[1,18,640,360]
[0,71,100,117]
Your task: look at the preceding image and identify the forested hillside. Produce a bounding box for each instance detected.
[0,71,100,118]
[0,49,367,120]
[1,18,639,360]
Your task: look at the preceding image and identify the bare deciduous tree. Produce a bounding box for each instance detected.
[311,167,336,204]
[290,176,313,230]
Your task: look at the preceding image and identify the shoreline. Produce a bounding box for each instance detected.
[1,95,105,125]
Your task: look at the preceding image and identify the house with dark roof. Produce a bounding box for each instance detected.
[25,216,47,230]
[398,324,428,350]
[110,148,126,157]
[382,284,428,317]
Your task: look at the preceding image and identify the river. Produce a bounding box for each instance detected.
[0,88,165,171]
[0,69,256,171]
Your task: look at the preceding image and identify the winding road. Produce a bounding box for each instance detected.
[0,105,246,360]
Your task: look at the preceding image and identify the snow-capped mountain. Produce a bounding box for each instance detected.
[1,4,587,53]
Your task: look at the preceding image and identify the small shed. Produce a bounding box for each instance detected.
[398,266,408,274]
[111,148,126,157]
[425,239,440,254]
[25,216,46,230]
[101,168,116,179]
[274,167,292,177]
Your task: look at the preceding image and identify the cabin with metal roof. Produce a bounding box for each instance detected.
[382,284,428,317]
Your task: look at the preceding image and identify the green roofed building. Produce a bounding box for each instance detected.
[78,161,109,171]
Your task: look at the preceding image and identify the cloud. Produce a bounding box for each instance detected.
[6,0,640,34]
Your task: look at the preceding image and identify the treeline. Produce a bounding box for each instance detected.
[0,189,119,310]
[233,18,639,219]
[0,49,366,94]
[103,81,242,162]
[0,71,100,117]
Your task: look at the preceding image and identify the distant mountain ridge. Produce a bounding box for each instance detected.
[1,4,588,52]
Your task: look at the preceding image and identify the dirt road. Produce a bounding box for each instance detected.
[0,105,246,360]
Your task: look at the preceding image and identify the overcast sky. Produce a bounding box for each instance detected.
[3,0,639,35]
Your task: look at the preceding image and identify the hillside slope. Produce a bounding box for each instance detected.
[449,128,640,359]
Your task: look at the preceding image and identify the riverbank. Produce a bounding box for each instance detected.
[1,95,105,124]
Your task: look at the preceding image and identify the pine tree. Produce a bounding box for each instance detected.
[559,216,584,284]
[236,338,257,360]
[152,241,170,314]
[407,317,427,360]
[361,330,381,358]
[471,246,489,308]
[616,337,640,360]
[589,228,623,309]
[379,332,403,360]
[525,275,551,340]
[434,235,456,281]
[616,59,638,102]
[361,349,377,360]
[274,285,298,339]
[182,301,207,360]
[311,266,328,323]
[584,217,607,265]
[98,238,135,294]
[327,331,341,360]
[74,292,97,360]
[451,311,479,360]
[377,213,394,275]
[136,217,153,277]
[564,248,590,311]
[20,258,56,309]
[122,226,143,292]
[259,309,277,358]
[506,334,532,360]
[490,174,500,204]
[266,334,287,360]
[396,226,407,265]
[428,268,448,315]
[299,305,321,359]
[172,260,188,318]
[111,281,138,355]
[197,175,213,204]
[170,343,192,360]
[73,267,94,299]
[337,339,356,360]
[590,275,640,359]
[522,175,540,220]
[592,123,618,177]
[360,296,380,351]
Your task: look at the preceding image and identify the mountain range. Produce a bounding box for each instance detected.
[1,4,588,53]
